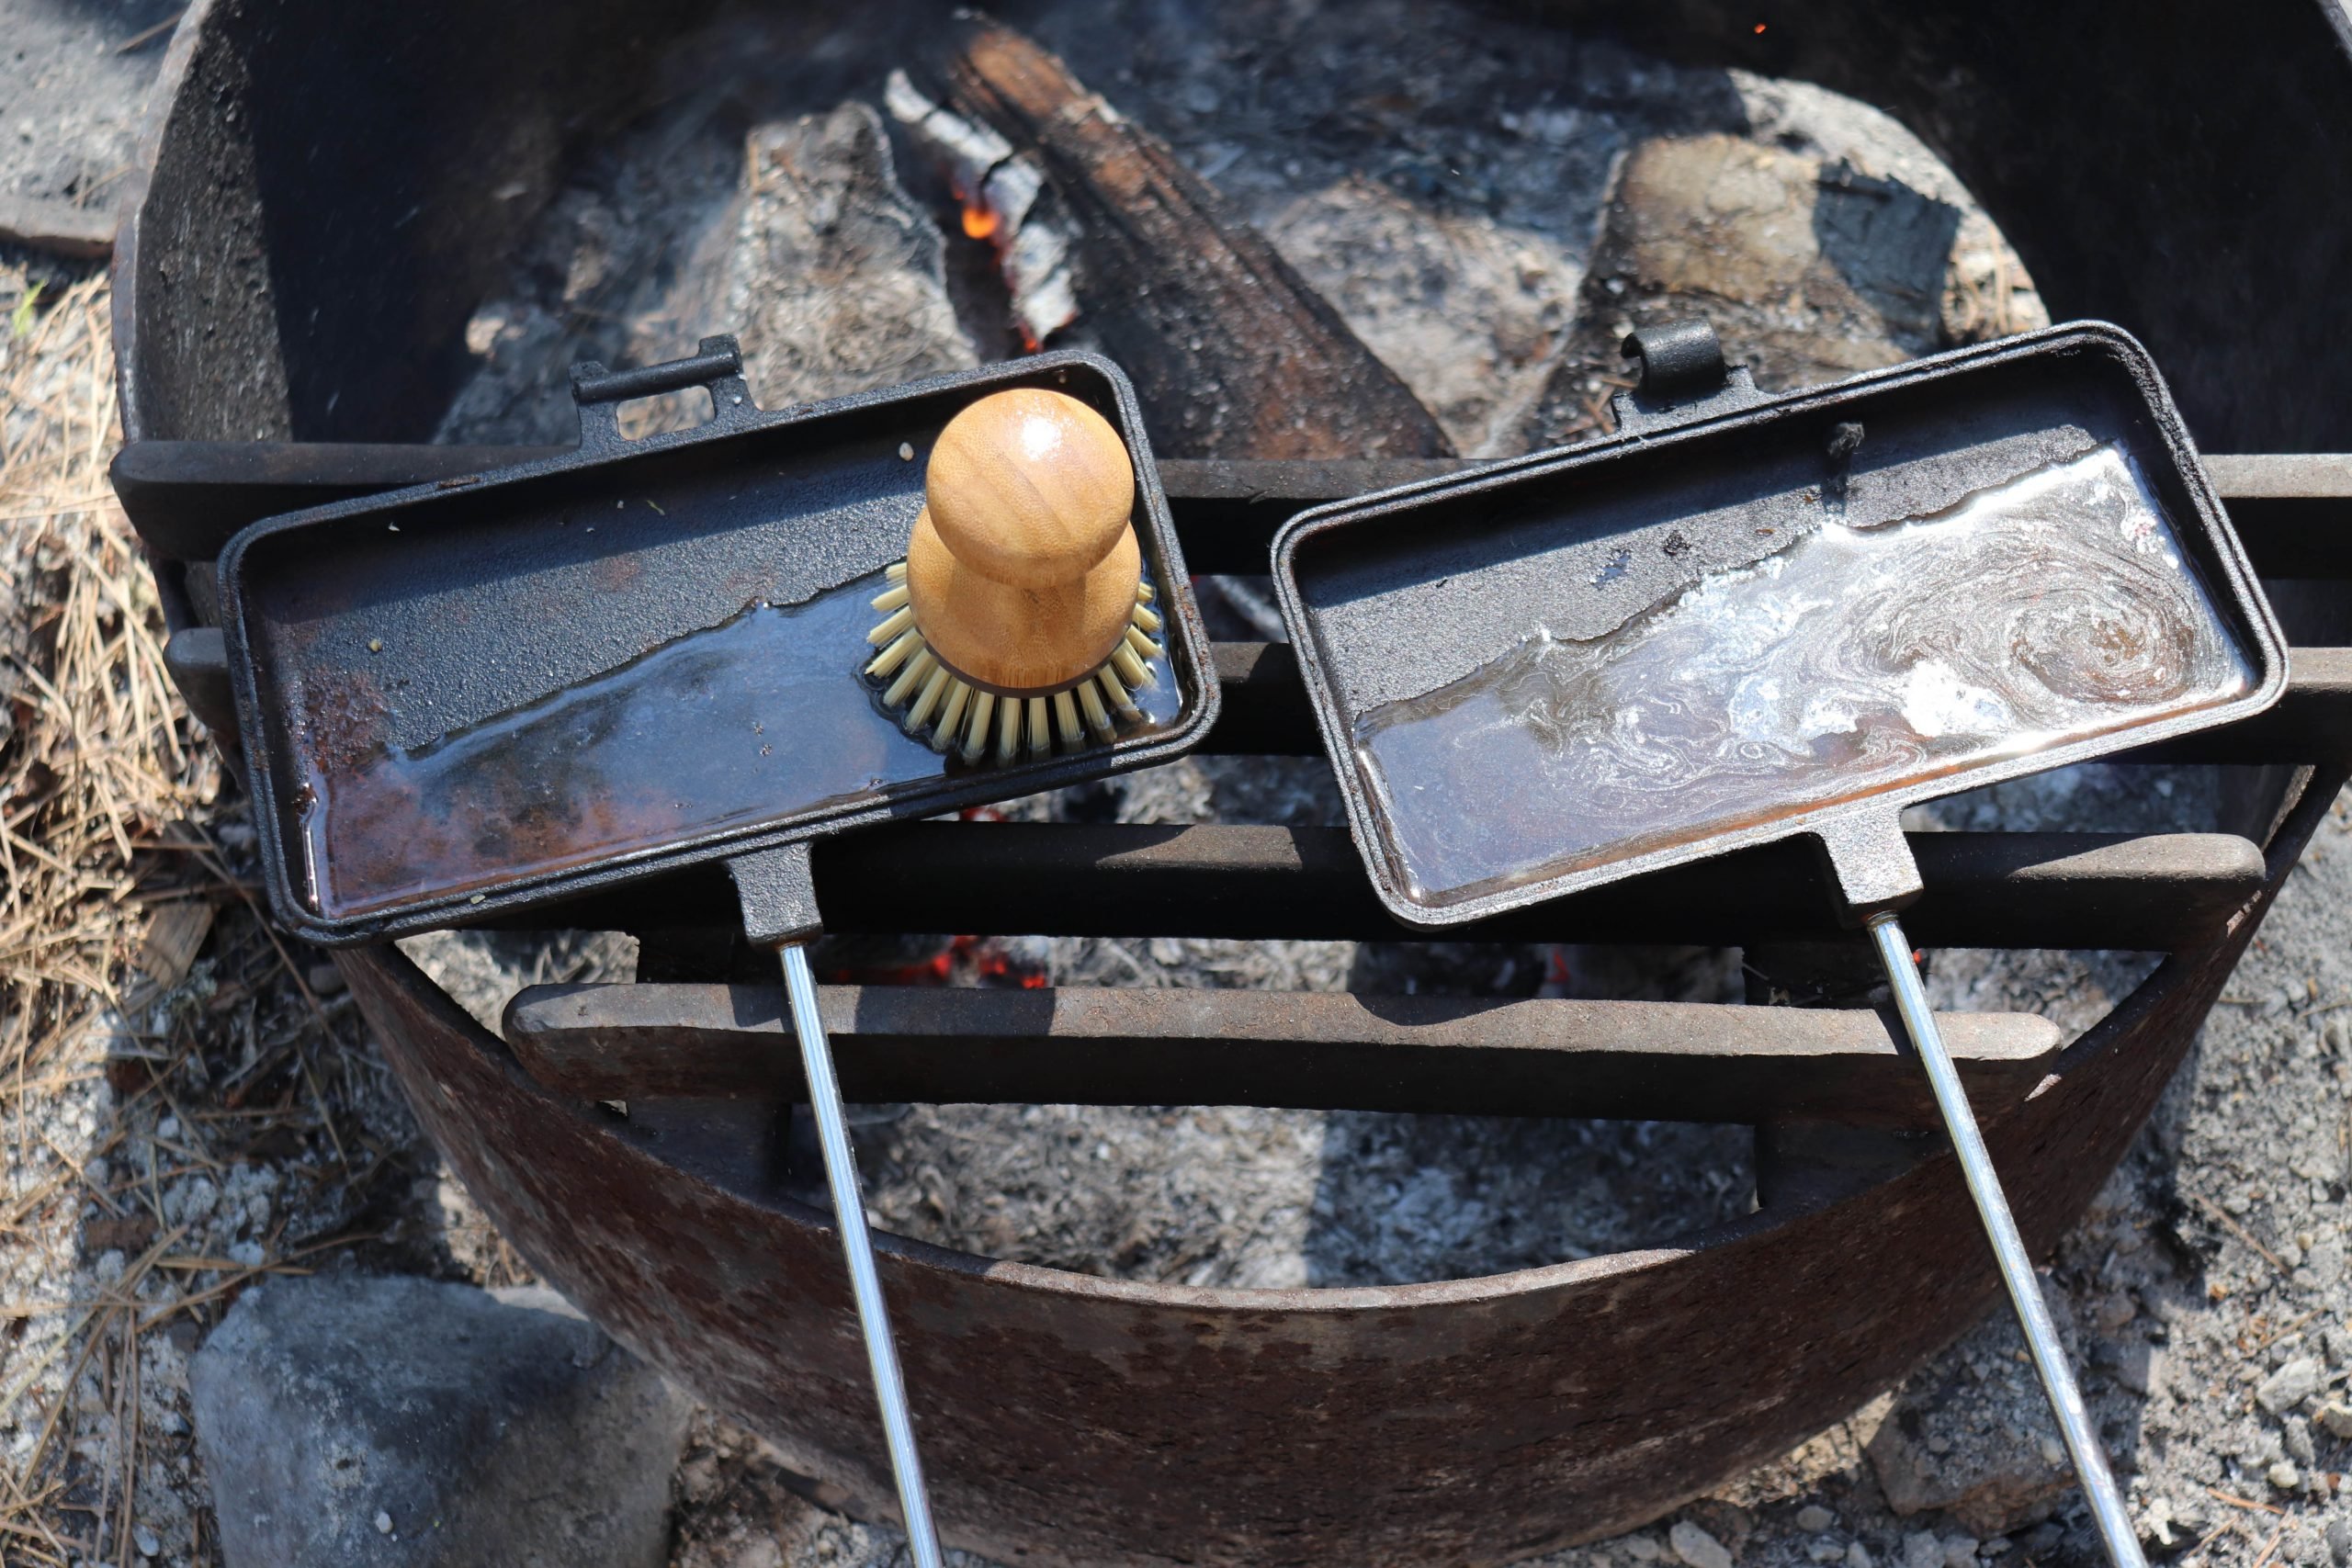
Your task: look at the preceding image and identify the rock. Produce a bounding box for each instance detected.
[1860,1313,2082,1536]
[190,1274,691,1568]
[2094,1338,2163,1397]
[1941,1536,1979,1568]
[2141,1497,2181,1551]
[1901,1532,1943,1568]
[1810,1543,1848,1564]
[2324,1517,2351,1567]
[1671,1520,1736,1568]
[661,103,979,417]
[2286,1416,2318,1466]
[1797,1506,1838,1534]
[1629,1534,1664,1562]
[1849,1542,1876,1568]
[2269,1460,2302,1491]
[2318,1403,2352,1441]
[1521,130,1972,446]
[2258,1358,2321,1415]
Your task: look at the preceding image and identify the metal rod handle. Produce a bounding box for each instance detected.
[1866,913,2144,1568]
[779,942,945,1568]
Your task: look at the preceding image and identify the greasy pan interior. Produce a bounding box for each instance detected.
[1272,325,2286,928]
[219,351,1216,944]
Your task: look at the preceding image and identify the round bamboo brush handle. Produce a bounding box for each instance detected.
[907,388,1140,694]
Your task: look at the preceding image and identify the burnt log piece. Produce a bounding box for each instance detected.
[919,16,1454,460]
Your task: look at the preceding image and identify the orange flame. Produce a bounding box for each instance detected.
[962,202,1001,241]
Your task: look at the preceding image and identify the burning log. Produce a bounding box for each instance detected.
[894,16,1455,459]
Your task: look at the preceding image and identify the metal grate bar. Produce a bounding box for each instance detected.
[1157,455,2352,576]
[503,981,2062,1125]
[110,444,2352,577]
[514,825,2265,950]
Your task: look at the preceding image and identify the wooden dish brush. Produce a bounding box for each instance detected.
[865,387,1166,761]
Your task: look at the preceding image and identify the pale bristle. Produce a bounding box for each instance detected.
[931,679,972,753]
[866,626,924,679]
[1096,666,1140,720]
[883,649,937,708]
[995,694,1021,764]
[1077,679,1114,742]
[903,664,952,734]
[867,558,1170,765]
[1110,644,1149,690]
[964,690,996,763]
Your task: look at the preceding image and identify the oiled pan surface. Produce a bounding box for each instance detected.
[1272,326,2283,926]
[221,353,1213,943]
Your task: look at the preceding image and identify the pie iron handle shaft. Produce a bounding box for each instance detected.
[1816,818,2145,1568]
[731,844,945,1568]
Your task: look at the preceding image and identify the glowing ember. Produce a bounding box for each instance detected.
[961,202,1000,241]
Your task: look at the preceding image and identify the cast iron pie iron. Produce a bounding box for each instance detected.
[215,341,1219,1565]
[1272,321,2285,1568]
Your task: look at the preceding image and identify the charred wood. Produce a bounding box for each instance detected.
[906,15,1454,459]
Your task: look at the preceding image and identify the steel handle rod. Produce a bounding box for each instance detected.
[1866,913,2144,1568]
[779,942,946,1568]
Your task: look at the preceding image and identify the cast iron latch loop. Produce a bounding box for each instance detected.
[570,333,760,452]
[1612,317,1767,435]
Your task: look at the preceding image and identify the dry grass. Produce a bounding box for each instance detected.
[0,269,401,1565]
[0,267,216,1564]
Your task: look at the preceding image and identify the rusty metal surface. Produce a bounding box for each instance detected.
[345,763,2346,1568]
[506,824,2267,950]
[502,982,2061,1125]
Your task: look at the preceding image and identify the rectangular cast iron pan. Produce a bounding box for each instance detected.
[1270,322,2287,930]
[217,342,1218,945]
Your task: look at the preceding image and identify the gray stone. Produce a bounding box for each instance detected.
[190,1274,691,1568]
[2270,1460,2302,1492]
[1901,1532,1943,1568]
[1671,1520,1736,1568]
[1941,1535,1979,1568]
[2258,1358,2322,1415]
[2318,1403,2352,1441]
[1860,1313,2077,1536]
[2324,1516,2351,1567]
[1797,1506,1838,1534]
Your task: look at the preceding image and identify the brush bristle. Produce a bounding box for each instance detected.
[865,567,1167,762]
